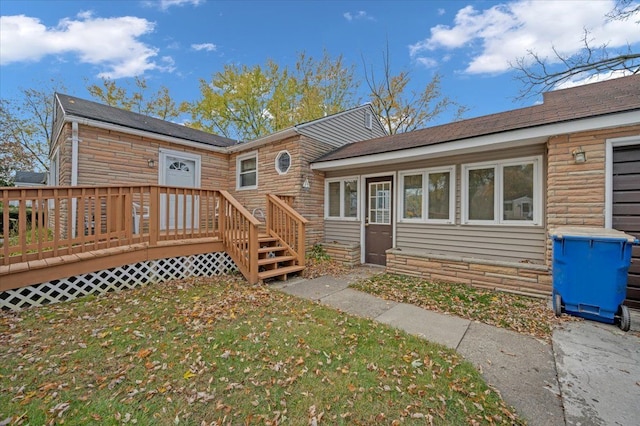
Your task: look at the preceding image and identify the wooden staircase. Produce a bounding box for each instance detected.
[257,234,305,282]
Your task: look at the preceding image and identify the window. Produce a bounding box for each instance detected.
[463,157,541,225]
[364,111,373,130]
[237,152,257,189]
[275,151,291,174]
[169,161,190,171]
[326,177,359,219]
[399,167,455,223]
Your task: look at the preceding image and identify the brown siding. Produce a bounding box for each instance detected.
[545,124,640,264]
[230,135,333,248]
[74,126,229,188]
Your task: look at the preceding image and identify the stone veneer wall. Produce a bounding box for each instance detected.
[545,124,640,263]
[321,241,360,267]
[387,249,551,298]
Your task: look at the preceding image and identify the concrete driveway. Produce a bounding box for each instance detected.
[552,311,640,426]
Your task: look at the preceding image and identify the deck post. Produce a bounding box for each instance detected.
[149,186,159,246]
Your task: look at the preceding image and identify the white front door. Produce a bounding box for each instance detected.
[159,150,201,231]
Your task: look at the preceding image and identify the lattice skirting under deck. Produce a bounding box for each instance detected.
[1,252,237,311]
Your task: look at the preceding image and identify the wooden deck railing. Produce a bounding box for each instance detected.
[218,190,260,284]
[1,187,304,286]
[266,193,309,268]
[1,185,221,267]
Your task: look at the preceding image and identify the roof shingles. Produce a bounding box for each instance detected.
[56,93,237,148]
[315,75,640,163]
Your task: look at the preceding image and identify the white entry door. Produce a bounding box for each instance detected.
[159,150,201,231]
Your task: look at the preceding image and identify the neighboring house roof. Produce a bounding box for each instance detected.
[14,171,47,185]
[55,93,237,149]
[313,75,640,168]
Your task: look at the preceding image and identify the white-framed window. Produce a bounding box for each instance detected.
[398,166,455,223]
[325,177,359,220]
[275,150,291,175]
[236,151,258,190]
[364,111,373,130]
[462,156,542,225]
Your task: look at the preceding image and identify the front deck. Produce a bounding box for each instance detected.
[1,185,307,309]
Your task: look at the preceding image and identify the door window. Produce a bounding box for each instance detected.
[368,181,391,225]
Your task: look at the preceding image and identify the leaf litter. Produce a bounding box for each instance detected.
[1,274,525,425]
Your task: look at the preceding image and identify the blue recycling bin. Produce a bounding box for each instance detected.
[551,227,638,331]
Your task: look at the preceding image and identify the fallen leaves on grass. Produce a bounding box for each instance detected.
[302,258,350,279]
[0,274,524,425]
[351,273,581,342]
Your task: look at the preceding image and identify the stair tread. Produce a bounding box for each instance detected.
[258,246,286,254]
[258,265,305,280]
[258,255,296,266]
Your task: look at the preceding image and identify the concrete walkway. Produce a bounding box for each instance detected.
[270,266,640,426]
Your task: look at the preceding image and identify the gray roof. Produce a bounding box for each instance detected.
[314,74,640,163]
[55,93,237,148]
[14,171,47,184]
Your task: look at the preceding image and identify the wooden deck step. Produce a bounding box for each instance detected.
[258,265,305,281]
[258,236,278,243]
[258,255,296,266]
[258,246,288,255]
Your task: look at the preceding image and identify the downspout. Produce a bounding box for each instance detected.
[71,121,79,236]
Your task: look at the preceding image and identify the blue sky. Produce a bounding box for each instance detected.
[1,0,639,127]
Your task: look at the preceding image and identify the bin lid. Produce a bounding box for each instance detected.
[550,226,637,242]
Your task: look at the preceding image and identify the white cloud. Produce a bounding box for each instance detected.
[191,43,217,52]
[0,13,163,79]
[343,11,375,22]
[416,57,438,68]
[144,0,205,11]
[410,0,640,75]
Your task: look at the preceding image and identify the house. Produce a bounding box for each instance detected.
[9,171,47,206]
[311,74,640,308]
[2,75,638,311]
[50,93,387,245]
[14,171,47,187]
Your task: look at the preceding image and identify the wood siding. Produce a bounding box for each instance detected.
[324,220,361,245]
[326,144,547,263]
[396,224,546,263]
[298,106,386,148]
[229,135,332,248]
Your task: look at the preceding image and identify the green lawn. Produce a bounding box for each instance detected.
[0,275,523,425]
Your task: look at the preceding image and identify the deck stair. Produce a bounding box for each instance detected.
[257,234,305,282]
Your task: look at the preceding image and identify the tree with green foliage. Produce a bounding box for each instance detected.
[363,45,467,134]
[86,76,181,120]
[0,82,64,185]
[184,51,358,141]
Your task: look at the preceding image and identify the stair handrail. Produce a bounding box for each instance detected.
[265,194,308,268]
[219,190,260,284]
